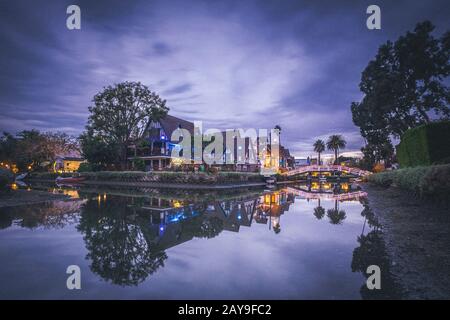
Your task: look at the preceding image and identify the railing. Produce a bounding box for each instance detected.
[283,165,372,177]
[128,148,170,158]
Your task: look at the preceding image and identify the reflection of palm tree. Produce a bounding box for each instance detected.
[313,206,325,220]
[327,203,347,225]
[77,196,167,286]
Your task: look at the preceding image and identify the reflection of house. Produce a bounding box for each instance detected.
[54,156,85,173]
[254,191,294,232]
[120,190,296,252]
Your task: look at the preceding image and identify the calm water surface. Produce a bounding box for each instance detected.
[0,182,402,299]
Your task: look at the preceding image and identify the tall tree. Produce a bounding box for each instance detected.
[0,130,78,171]
[326,135,346,164]
[85,82,169,169]
[79,129,120,170]
[351,21,450,163]
[313,139,325,165]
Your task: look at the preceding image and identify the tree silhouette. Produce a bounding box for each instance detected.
[313,139,325,165]
[313,206,325,220]
[326,135,346,165]
[326,209,347,225]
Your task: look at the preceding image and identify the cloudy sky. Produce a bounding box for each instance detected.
[0,0,448,157]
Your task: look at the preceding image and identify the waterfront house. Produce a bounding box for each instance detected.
[127,114,194,171]
[54,155,85,173]
[128,113,288,172]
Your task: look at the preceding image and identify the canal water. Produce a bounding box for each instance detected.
[0,182,402,299]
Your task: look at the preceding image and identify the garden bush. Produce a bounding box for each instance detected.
[396,121,450,167]
[28,170,266,185]
[368,164,450,202]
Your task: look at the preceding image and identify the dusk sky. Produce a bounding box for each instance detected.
[0,0,449,157]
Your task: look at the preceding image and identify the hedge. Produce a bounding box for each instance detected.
[27,171,266,185]
[396,121,450,167]
[368,164,450,202]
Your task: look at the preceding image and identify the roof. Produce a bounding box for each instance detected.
[159,114,194,138]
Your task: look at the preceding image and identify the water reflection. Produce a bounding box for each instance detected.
[0,200,82,229]
[77,196,167,286]
[351,200,404,299]
[0,182,404,298]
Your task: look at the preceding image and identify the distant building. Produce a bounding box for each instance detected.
[294,158,309,167]
[54,156,85,173]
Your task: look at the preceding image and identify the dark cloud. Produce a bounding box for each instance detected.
[0,0,448,156]
[163,83,192,95]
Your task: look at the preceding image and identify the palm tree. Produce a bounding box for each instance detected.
[313,139,325,165]
[326,135,346,164]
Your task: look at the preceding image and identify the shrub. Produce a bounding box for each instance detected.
[131,157,146,171]
[368,164,450,202]
[396,121,450,167]
[77,163,93,172]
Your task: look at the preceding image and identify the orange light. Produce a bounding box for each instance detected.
[172,200,182,208]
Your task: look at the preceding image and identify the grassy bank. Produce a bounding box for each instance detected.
[368,164,450,203]
[27,171,267,185]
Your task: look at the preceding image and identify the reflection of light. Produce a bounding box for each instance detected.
[64,190,80,198]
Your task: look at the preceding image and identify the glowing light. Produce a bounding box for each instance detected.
[10,183,18,190]
[323,183,332,189]
[171,157,184,166]
[172,200,182,208]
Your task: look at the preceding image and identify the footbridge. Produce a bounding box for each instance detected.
[282,165,372,177]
